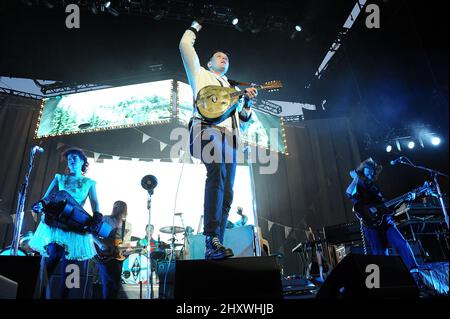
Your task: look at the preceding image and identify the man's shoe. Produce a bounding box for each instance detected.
[205,236,234,260]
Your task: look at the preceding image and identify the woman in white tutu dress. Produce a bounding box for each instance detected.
[29,148,101,298]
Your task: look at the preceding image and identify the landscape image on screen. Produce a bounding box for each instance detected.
[36,80,173,138]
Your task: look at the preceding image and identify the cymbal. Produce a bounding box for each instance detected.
[159,226,185,234]
[0,213,12,225]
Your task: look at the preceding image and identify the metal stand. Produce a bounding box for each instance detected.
[145,192,153,299]
[140,174,158,300]
[11,146,41,255]
[398,157,449,229]
[246,147,261,256]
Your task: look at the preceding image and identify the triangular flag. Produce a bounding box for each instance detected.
[93,152,100,162]
[112,156,120,161]
[284,226,292,239]
[160,142,167,152]
[153,159,160,163]
[131,158,139,162]
[268,221,274,232]
[142,133,151,144]
[56,142,64,150]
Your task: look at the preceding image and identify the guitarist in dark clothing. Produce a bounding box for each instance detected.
[346,158,419,271]
[94,201,129,299]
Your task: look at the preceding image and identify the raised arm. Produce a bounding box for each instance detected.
[179,21,202,90]
[346,170,359,199]
[43,176,58,199]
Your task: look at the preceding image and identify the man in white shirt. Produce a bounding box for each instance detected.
[180,20,257,260]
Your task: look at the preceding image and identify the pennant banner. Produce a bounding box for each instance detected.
[160,142,167,152]
[93,152,101,162]
[112,156,120,161]
[284,226,292,239]
[142,133,151,144]
[268,221,274,232]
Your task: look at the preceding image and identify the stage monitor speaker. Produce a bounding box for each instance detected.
[174,256,283,300]
[0,274,18,299]
[0,256,41,299]
[316,253,419,299]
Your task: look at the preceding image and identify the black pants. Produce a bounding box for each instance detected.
[96,259,123,299]
[198,127,237,242]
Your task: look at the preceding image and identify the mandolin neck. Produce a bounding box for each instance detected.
[230,85,264,98]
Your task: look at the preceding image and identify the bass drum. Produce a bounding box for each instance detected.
[121,253,149,284]
[0,247,27,256]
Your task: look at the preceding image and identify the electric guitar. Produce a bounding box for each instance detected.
[195,80,283,124]
[93,236,126,263]
[353,181,432,228]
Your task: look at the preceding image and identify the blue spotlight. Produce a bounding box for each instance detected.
[385,144,392,153]
[407,141,415,149]
[431,136,441,146]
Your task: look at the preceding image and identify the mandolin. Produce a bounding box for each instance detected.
[195,80,282,124]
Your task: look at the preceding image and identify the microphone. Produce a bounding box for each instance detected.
[390,156,404,165]
[32,146,44,154]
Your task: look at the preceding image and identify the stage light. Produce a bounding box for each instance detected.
[295,25,302,32]
[104,1,111,8]
[385,144,392,153]
[407,141,415,149]
[232,18,239,25]
[431,136,441,146]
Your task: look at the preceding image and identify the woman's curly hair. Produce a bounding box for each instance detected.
[63,148,89,174]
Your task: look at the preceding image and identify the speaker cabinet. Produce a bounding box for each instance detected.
[0,256,41,299]
[316,254,419,299]
[174,256,282,300]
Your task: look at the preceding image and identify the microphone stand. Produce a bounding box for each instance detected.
[245,146,261,256]
[145,190,154,299]
[399,157,449,229]
[11,147,39,255]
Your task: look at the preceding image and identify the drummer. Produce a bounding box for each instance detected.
[137,224,157,251]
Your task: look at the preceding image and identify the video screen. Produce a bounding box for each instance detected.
[35,80,173,138]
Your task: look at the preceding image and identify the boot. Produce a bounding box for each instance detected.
[205,236,234,260]
[218,228,234,258]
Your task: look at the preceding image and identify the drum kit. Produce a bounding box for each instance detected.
[120,225,188,284]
